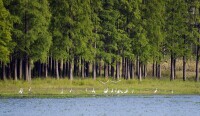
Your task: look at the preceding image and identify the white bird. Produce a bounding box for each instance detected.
[171,90,173,94]
[104,88,108,94]
[28,87,31,92]
[154,88,157,94]
[131,89,134,94]
[69,88,72,93]
[124,89,128,94]
[111,89,114,93]
[85,88,88,92]
[61,89,63,94]
[99,80,109,85]
[110,80,121,84]
[19,88,23,94]
[92,88,95,93]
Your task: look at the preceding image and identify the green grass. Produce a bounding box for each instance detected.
[0,77,200,98]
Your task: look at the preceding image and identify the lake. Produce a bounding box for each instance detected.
[0,95,200,116]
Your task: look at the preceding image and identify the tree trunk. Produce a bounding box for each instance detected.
[63,62,66,77]
[14,59,18,81]
[50,55,53,76]
[25,57,29,81]
[131,61,134,79]
[81,59,85,78]
[69,61,74,80]
[55,60,59,79]
[111,64,115,78]
[152,61,155,77]
[173,58,176,79]
[99,61,102,77]
[183,55,186,81]
[158,64,161,79]
[2,62,6,80]
[19,58,23,80]
[116,61,120,80]
[139,62,142,81]
[60,59,64,78]
[144,64,147,78]
[93,61,96,80]
[127,59,130,80]
[196,38,200,82]
[86,62,90,77]
[170,54,174,81]
[122,57,125,78]
[45,63,48,78]
[28,59,31,81]
[136,56,140,77]
[104,64,108,78]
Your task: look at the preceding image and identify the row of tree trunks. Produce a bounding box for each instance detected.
[2,55,199,81]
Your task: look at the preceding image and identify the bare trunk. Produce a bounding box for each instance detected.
[2,62,6,80]
[139,62,142,81]
[173,58,176,79]
[14,59,18,81]
[19,58,22,80]
[45,63,48,78]
[25,57,29,81]
[158,64,161,79]
[50,55,53,76]
[152,61,155,77]
[99,61,102,77]
[196,38,199,82]
[116,61,120,80]
[28,59,31,81]
[60,59,63,78]
[56,60,59,79]
[122,57,125,78]
[127,59,130,80]
[136,56,140,77]
[81,59,85,78]
[69,61,74,80]
[183,55,186,81]
[170,54,174,81]
[93,61,96,80]
[131,61,134,79]
[104,64,108,78]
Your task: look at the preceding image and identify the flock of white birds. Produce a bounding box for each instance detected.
[18,80,173,95]
[18,87,174,95]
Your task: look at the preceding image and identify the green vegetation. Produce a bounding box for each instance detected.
[1,0,200,96]
[0,77,200,98]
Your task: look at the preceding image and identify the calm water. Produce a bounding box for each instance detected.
[0,95,200,116]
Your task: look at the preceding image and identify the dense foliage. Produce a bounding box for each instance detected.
[0,0,200,81]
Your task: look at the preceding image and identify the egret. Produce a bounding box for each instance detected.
[110,89,114,93]
[110,80,121,84]
[69,88,72,93]
[61,89,64,94]
[92,88,95,93]
[131,89,134,94]
[104,88,108,94]
[85,88,88,92]
[19,88,23,94]
[28,87,31,92]
[124,89,128,94]
[154,88,157,94]
[171,90,173,94]
[99,80,109,85]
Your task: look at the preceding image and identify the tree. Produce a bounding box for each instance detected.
[5,0,52,81]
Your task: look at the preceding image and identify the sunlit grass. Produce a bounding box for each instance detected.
[0,76,200,98]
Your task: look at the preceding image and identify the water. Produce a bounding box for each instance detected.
[0,95,200,116]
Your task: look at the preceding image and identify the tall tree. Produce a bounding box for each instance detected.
[0,0,14,80]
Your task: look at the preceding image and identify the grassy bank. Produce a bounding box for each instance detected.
[0,77,200,98]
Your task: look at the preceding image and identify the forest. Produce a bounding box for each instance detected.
[0,0,200,82]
